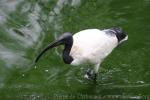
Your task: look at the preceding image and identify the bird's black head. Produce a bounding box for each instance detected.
[58,32,73,46]
[110,27,128,43]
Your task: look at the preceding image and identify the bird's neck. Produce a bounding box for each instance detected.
[62,38,73,64]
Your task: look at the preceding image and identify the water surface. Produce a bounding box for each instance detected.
[0,0,150,99]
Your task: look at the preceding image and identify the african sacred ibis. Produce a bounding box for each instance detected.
[35,27,128,81]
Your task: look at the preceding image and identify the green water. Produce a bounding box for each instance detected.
[0,0,150,99]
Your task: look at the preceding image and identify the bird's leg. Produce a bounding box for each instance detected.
[84,63,100,81]
[84,68,93,80]
[93,63,100,81]
[84,69,97,81]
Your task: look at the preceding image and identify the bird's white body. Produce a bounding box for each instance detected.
[35,28,128,80]
[70,29,118,73]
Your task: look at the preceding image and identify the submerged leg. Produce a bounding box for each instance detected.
[93,73,97,82]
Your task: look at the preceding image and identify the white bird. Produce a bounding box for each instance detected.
[35,27,128,81]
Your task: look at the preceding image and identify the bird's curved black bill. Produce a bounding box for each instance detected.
[35,39,63,63]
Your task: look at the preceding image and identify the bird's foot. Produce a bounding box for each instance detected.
[84,69,97,81]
